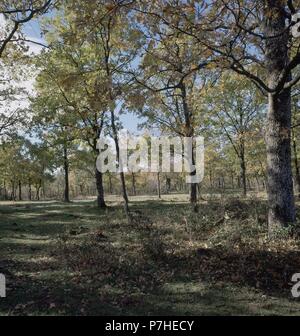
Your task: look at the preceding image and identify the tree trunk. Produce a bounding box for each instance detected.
[255,175,260,192]
[157,172,161,199]
[240,150,247,197]
[110,109,130,218]
[131,173,136,196]
[189,151,198,212]
[3,180,7,200]
[18,180,22,201]
[258,160,267,193]
[36,183,41,201]
[266,93,295,232]
[292,131,300,198]
[231,171,235,189]
[247,177,252,190]
[166,177,171,194]
[264,3,295,234]
[190,183,197,203]
[11,181,15,201]
[63,145,70,203]
[180,81,198,210]
[222,176,226,191]
[95,167,106,208]
[28,180,32,201]
[237,175,241,189]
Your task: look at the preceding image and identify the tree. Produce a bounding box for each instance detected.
[0,137,55,201]
[0,46,31,141]
[44,0,142,216]
[291,93,300,198]
[35,0,143,214]
[0,0,52,57]
[128,14,211,210]
[133,0,300,235]
[34,20,108,207]
[31,93,78,203]
[206,72,265,196]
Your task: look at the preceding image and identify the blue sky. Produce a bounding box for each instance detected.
[23,19,43,40]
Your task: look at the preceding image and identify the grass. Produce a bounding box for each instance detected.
[1,194,300,316]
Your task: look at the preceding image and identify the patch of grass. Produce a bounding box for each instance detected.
[1,195,300,315]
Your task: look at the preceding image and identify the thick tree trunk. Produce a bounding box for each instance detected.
[95,168,106,208]
[264,3,296,234]
[63,145,70,203]
[266,93,295,232]
[292,132,300,198]
[190,183,197,203]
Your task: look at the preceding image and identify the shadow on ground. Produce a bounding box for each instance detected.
[1,198,300,315]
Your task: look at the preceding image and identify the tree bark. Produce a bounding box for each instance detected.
[237,175,241,189]
[230,171,235,189]
[190,183,197,203]
[28,179,32,201]
[292,131,300,198]
[110,109,130,217]
[189,149,198,212]
[131,173,136,196]
[95,167,106,208]
[36,181,41,201]
[18,180,22,201]
[63,145,70,203]
[157,172,161,199]
[3,180,8,200]
[266,93,295,232]
[179,81,199,209]
[11,180,16,201]
[264,3,296,233]
[240,149,247,197]
[166,177,171,194]
[209,169,213,189]
[255,175,260,192]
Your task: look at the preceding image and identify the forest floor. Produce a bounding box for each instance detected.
[1,193,300,315]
